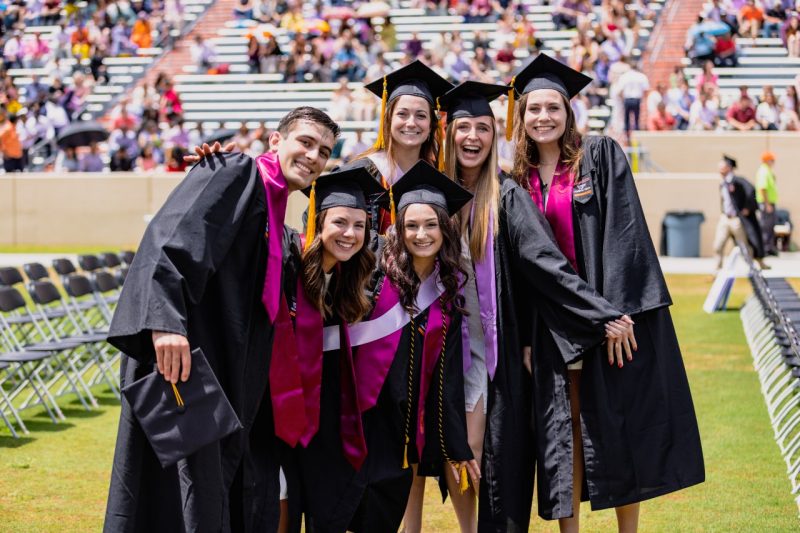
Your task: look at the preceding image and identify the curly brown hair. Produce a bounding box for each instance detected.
[510,92,584,188]
[380,204,466,316]
[301,209,375,323]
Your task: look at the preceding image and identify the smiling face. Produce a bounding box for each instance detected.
[319,206,367,271]
[402,203,443,263]
[523,89,568,147]
[389,95,432,151]
[269,120,335,191]
[452,116,494,171]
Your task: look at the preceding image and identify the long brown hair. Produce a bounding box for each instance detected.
[301,209,375,323]
[354,96,441,181]
[444,117,500,262]
[510,92,583,187]
[381,204,466,316]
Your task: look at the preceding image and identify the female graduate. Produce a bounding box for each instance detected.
[356,60,453,233]
[279,167,385,533]
[507,54,705,532]
[413,82,639,533]
[344,161,478,532]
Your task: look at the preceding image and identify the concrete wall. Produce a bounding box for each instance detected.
[2,166,797,256]
[635,131,799,180]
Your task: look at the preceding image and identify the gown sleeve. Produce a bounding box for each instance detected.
[501,179,622,364]
[107,152,261,362]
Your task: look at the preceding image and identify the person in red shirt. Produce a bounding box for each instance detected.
[713,32,738,66]
[647,101,677,130]
[726,86,758,130]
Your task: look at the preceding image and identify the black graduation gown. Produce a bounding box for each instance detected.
[529,136,705,520]
[730,175,765,259]
[349,277,472,533]
[104,152,284,533]
[477,175,626,533]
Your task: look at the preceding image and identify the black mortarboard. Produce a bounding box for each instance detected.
[364,60,453,105]
[511,53,592,99]
[722,154,737,169]
[377,160,473,217]
[121,348,243,468]
[365,60,454,152]
[505,53,593,141]
[302,165,384,250]
[439,81,510,124]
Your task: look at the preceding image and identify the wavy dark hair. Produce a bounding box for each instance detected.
[510,91,583,187]
[380,203,466,316]
[301,209,375,323]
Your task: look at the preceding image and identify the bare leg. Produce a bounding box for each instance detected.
[558,370,584,533]
[445,395,486,533]
[401,464,426,533]
[616,502,640,533]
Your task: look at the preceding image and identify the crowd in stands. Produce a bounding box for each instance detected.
[685,0,800,65]
[0,0,191,171]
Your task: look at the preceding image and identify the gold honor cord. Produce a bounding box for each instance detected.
[436,297,469,494]
[402,309,416,469]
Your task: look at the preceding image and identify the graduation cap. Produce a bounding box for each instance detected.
[505,53,593,140]
[439,81,510,124]
[302,166,385,251]
[722,154,737,168]
[364,60,454,151]
[377,160,473,221]
[121,347,243,468]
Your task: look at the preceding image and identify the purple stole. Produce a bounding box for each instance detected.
[258,151,306,447]
[338,323,367,470]
[461,206,499,380]
[528,165,579,272]
[354,275,449,459]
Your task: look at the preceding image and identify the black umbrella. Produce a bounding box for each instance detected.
[56,121,110,149]
[203,129,237,146]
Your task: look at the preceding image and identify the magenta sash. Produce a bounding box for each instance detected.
[295,278,324,447]
[416,296,448,458]
[353,277,402,413]
[257,151,289,323]
[269,292,308,446]
[339,323,368,470]
[528,166,579,272]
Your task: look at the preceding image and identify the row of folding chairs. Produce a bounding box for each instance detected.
[739,261,800,513]
[0,252,134,438]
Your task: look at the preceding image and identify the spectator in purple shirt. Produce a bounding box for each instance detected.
[405,32,423,58]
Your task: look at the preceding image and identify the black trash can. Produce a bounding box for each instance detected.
[662,211,705,257]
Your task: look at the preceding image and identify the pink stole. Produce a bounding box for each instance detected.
[257,152,308,447]
[353,276,448,459]
[528,165,579,272]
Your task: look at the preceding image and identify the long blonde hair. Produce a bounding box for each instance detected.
[510,92,583,187]
[444,116,499,262]
[354,96,440,177]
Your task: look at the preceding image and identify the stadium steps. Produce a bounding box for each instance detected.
[641,0,708,86]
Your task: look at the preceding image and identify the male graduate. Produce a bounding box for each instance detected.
[103,107,339,533]
[713,154,766,269]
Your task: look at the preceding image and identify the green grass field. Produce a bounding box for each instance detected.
[1,275,798,532]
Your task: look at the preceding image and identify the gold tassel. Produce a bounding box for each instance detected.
[171,383,184,407]
[436,97,446,171]
[402,436,409,469]
[304,180,317,251]
[506,76,516,142]
[373,76,388,150]
[458,463,469,494]
[389,184,396,225]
